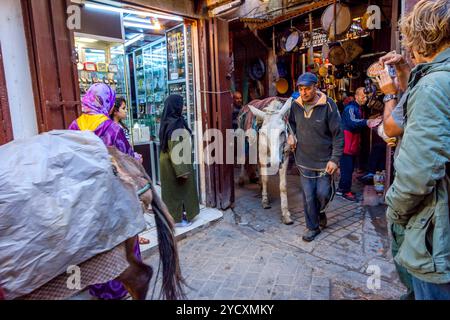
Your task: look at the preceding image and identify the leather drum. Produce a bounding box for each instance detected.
[280,27,303,53]
[342,40,363,64]
[321,3,352,39]
[328,43,347,65]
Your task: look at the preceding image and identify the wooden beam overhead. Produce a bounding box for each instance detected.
[255,0,335,30]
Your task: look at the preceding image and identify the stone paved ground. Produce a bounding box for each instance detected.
[145,172,406,300]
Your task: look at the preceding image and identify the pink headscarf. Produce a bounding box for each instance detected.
[81,83,116,116]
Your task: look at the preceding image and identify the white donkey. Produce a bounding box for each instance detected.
[246,97,294,225]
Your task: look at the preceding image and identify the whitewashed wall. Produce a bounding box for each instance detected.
[0,0,38,139]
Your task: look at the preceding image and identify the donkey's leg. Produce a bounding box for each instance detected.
[117,237,153,300]
[238,164,246,186]
[260,165,271,209]
[279,155,293,225]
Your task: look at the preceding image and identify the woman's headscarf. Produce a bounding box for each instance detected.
[81,83,116,116]
[159,94,191,152]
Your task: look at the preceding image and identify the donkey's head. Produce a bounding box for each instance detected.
[248,97,292,169]
[108,147,154,212]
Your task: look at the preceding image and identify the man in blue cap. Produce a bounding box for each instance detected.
[288,72,344,241]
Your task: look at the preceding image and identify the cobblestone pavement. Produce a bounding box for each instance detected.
[145,173,406,300]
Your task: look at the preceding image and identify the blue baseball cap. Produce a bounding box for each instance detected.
[296,72,318,86]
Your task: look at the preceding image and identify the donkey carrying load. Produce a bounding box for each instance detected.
[0,131,184,300]
[237,97,295,225]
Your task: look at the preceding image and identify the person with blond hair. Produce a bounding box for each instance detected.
[381,0,450,300]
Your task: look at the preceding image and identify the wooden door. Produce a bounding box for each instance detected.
[198,17,234,209]
[21,0,80,132]
[213,17,234,209]
[0,44,13,145]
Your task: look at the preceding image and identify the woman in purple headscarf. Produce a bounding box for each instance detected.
[69,83,142,300]
[69,83,139,160]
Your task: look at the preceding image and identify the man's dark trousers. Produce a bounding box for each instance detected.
[339,153,354,193]
[299,169,332,231]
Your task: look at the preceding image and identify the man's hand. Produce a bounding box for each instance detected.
[367,117,382,129]
[325,161,338,175]
[375,69,399,95]
[287,134,296,151]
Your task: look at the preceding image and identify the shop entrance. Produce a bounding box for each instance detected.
[73,1,200,188]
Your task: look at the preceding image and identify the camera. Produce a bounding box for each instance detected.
[364,78,384,112]
[387,64,397,78]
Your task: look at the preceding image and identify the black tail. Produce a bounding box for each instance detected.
[150,184,186,300]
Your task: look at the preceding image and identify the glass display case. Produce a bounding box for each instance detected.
[167,25,185,82]
[110,46,127,99]
[129,24,196,185]
[130,39,169,183]
[75,39,127,102]
[167,24,196,128]
[132,39,168,145]
[167,23,199,190]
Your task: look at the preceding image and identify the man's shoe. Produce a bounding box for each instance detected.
[335,189,343,196]
[302,228,321,242]
[319,212,327,228]
[342,191,357,202]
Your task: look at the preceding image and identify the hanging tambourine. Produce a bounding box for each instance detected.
[279,27,303,53]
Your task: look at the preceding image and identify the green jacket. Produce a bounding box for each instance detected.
[160,130,200,223]
[386,47,450,284]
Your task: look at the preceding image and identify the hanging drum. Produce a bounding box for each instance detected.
[341,40,363,64]
[280,27,303,53]
[275,78,289,94]
[328,43,347,65]
[321,3,352,40]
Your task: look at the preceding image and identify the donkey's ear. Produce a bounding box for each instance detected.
[248,105,265,120]
[279,97,293,116]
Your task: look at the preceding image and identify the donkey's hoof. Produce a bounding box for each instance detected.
[282,215,294,225]
[262,201,271,209]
